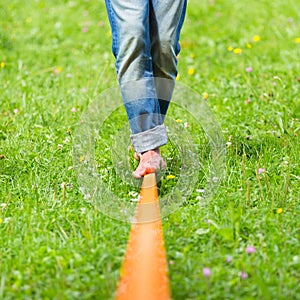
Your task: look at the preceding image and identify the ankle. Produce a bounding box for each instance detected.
[141,148,160,155]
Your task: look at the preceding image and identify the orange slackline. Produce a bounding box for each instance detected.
[115,173,171,300]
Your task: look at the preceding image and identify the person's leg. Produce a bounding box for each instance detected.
[150,0,187,118]
[133,0,187,178]
[105,0,167,154]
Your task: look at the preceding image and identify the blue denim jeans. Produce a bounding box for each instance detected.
[105,0,186,153]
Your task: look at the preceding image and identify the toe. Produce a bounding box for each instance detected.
[133,170,142,178]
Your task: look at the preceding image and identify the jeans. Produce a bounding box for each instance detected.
[105,0,187,153]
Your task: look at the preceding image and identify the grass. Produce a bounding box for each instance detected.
[0,0,299,299]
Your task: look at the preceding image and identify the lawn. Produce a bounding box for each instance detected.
[0,0,299,299]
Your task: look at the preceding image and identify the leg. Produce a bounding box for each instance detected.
[150,0,187,117]
[105,0,167,154]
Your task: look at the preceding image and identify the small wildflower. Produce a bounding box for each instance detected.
[295,38,300,43]
[60,182,66,189]
[188,68,195,75]
[244,98,251,104]
[175,119,183,123]
[245,67,253,73]
[257,168,265,175]
[212,176,218,183]
[184,122,189,128]
[67,127,71,135]
[176,73,180,81]
[71,107,76,113]
[82,27,88,33]
[203,92,209,100]
[81,87,87,93]
[128,191,138,197]
[239,271,248,279]
[98,21,104,27]
[13,108,19,114]
[203,267,211,278]
[66,73,72,78]
[80,207,86,214]
[246,43,252,48]
[0,218,2,224]
[130,195,141,202]
[233,48,242,54]
[80,155,85,162]
[226,256,232,263]
[276,208,283,214]
[166,174,176,179]
[246,246,256,254]
[54,66,62,74]
[253,35,261,42]
[227,46,233,51]
[0,61,5,68]
[1,203,7,211]
[84,193,91,200]
[58,144,63,150]
[226,141,232,147]
[190,53,195,58]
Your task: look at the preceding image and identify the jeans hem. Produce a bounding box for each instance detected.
[131,124,168,153]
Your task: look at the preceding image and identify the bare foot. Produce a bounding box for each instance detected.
[133,148,166,178]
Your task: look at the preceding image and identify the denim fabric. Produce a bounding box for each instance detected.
[105,0,186,153]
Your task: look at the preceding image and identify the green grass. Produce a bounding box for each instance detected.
[1,0,299,299]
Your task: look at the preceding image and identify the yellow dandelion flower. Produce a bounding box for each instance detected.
[54,66,62,74]
[175,119,183,123]
[246,43,252,48]
[0,62,5,68]
[227,46,233,51]
[295,37,300,43]
[166,174,176,179]
[190,53,195,58]
[0,218,2,224]
[203,92,209,100]
[233,48,242,54]
[176,73,180,81]
[253,35,261,42]
[276,208,283,214]
[188,68,195,75]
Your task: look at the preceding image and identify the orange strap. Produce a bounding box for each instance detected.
[115,173,171,300]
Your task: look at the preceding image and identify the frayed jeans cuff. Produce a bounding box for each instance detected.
[131,124,168,153]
